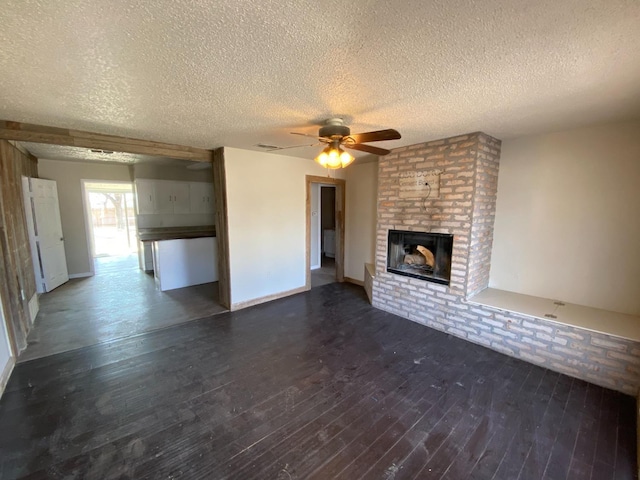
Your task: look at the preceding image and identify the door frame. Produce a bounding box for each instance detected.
[305,175,345,289]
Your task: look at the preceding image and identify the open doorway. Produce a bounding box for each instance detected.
[306,175,345,290]
[82,181,138,275]
[83,181,137,259]
[310,184,337,288]
[21,173,226,363]
[5,129,229,363]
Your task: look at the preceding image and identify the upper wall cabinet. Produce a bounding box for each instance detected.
[190,182,215,214]
[135,179,156,214]
[154,180,190,214]
[135,179,214,215]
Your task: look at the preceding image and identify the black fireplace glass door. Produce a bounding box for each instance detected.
[387,230,453,285]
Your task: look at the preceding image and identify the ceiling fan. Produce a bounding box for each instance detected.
[268,118,401,169]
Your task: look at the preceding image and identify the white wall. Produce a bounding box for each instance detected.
[344,161,378,282]
[38,159,133,275]
[490,121,640,315]
[224,147,345,307]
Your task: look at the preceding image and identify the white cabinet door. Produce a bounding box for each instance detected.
[189,182,215,214]
[153,180,190,214]
[189,182,205,213]
[172,182,191,214]
[153,180,174,214]
[202,183,215,214]
[135,180,156,214]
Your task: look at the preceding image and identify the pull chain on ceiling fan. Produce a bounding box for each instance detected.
[289,118,401,169]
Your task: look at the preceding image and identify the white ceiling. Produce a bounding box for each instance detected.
[1,0,639,160]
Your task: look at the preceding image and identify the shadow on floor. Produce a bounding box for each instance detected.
[20,254,227,362]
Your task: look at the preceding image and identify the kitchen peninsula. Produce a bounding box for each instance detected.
[134,174,218,292]
[138,226,217,291]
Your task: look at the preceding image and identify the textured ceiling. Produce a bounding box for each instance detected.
[1,0,639,160]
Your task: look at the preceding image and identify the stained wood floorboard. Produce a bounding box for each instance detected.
[19,255,226,362]
[0,283,636,479]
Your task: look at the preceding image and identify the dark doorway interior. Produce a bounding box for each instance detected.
[312,186,337,288]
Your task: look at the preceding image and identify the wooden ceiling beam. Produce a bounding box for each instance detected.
[0,120,213,162]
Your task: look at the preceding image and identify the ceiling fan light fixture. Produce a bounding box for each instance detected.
[339,150,354,168]
[314,144,354,169]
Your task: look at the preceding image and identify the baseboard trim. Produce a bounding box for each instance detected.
[344,277,364,287]
[0,356,16,399]
[231,286,309,311]
[68,272,93,279]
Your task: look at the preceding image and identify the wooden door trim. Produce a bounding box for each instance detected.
[212,148,231,309]
[305,175,345,289]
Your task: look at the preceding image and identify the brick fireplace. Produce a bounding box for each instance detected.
[372,132,640,395]
[374,132,500,301]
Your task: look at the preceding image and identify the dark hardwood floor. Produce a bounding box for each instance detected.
[20,255,226,362]
[0,283,636,479]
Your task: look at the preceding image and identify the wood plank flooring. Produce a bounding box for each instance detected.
[0,283,636,479]
[310,255,336,288]
[20,255,226,362]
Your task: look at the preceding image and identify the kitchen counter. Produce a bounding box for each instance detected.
[137,225,215,242]
[153,237,218,291]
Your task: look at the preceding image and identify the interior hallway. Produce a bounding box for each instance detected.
[19,255,226,363]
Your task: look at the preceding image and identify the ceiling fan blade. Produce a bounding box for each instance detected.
[348,129,401,144]
[344,143,391,156]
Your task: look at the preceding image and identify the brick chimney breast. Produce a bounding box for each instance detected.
[373,132,501,310]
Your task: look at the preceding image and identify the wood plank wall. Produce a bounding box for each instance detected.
[212,148,231,310]
[0,140,38,353]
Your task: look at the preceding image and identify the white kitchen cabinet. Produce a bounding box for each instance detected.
[189,182,215,214]
[171,181,191,214]
[135,179,214,216]
[135,180,156,214]
[154,180,191,214]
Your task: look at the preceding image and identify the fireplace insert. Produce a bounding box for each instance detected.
[387,230,453,285]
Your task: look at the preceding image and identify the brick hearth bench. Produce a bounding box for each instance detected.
[371,131,640,397]
[468,288,640,396]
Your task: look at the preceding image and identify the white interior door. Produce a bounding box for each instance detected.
[22,177,69,293]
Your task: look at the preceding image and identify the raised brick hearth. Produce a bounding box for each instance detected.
[372,132,640,395]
